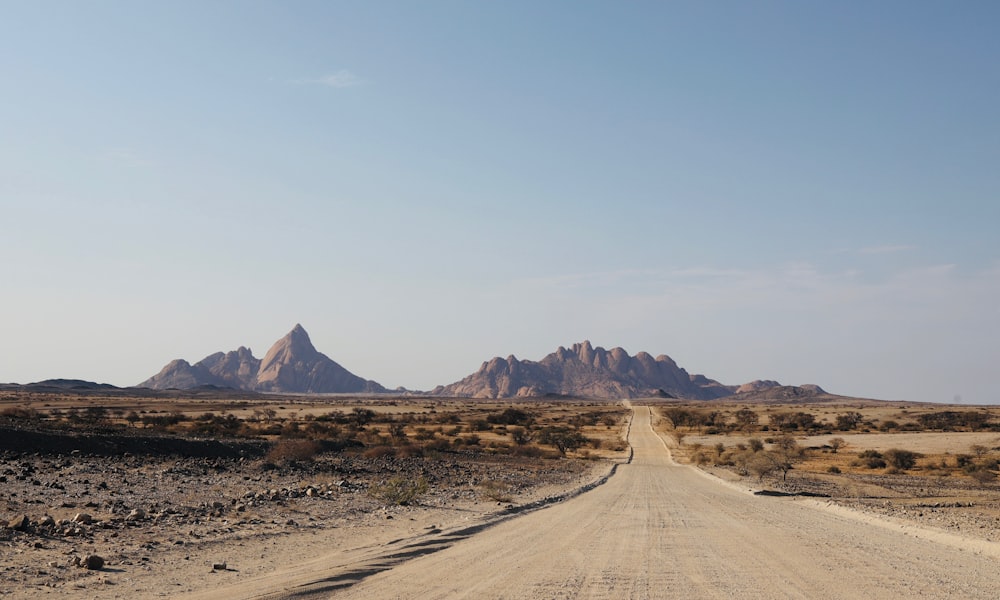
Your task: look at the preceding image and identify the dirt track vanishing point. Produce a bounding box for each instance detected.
[197,405,1000,599]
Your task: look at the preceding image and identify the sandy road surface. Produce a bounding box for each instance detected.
[206,406,1000,599]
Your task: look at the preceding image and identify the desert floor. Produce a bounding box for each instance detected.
[5,402,1000,598]
[186,406,1000,599]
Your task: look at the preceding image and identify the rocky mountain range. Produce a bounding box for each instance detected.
[136,326,824,400]
[434,341,739,399]
[139,325,386,394]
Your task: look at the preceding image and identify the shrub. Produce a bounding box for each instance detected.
[512,445,546,458]
[537,427,589,454]
[265,439,322,464]
[827,465,842,474]
[835,412,863,431]
[883,448,921,470]
[362,445,397,459]
[856,449,887,469]
[1,407,40,420]
[733,408,759,430]
[369,477,428,506]
[969,468,997,485]
[479,480,514,503]
[487,408,534,426]
[747,453,777,481]
[748,438,764,452]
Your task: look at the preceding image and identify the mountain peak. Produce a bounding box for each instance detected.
[139,325,385,394]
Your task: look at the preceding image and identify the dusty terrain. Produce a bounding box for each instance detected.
[4,395,1000,598]
[205,406,1000,599]
[0,394,625,598]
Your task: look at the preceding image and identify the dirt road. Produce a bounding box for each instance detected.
[204,406,1000,599]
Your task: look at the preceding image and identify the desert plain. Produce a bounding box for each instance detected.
[3,391,1000,598]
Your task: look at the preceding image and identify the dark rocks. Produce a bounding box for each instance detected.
[74,554,104,570]
[7,514,31,531]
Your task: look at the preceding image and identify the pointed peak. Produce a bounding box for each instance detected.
[282,324,314,346]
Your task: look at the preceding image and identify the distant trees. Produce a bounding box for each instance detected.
[733,408,759,431]
[768,412,815,431]
[835,412,864,431]
[916,411,991,431]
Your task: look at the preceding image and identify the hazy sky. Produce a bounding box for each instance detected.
[2,2,998,403]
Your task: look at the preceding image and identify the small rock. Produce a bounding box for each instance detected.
[82,555,104,570]
[125,509,145,522]
[212,562,227,571]
[8,514,31,531]
[72,513,93,525]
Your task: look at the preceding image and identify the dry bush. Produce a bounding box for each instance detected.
[479,480,514,503]
[969,468,997,485]
[1,407,40,420]
[362,445,397,459]
[369,477,429,506]
[265,439,322,464]
[883,448,921,470]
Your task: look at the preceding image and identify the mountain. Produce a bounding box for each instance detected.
[139,325,386,394]
[433,341,737,399]
[254,324,383,393]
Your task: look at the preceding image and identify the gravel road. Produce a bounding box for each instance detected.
[279,405,999,600]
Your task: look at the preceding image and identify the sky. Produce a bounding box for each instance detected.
[2,1,998,403]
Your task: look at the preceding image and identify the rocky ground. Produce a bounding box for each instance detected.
[706,466,1000,543]
[0,446,599,597]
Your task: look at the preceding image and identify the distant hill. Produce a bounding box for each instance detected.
[139,325,386,394]
[433,341,738,399]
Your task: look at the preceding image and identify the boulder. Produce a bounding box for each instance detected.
[7,514,30,531]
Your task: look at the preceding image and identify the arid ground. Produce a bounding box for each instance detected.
[3,393,1000,598]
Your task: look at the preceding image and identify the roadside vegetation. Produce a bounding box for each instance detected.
[0,394,630,465]
[655,401,1000,487]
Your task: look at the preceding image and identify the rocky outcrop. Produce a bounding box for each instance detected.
[433,340,736,399]
[139,325,385,394]
[140,359,217,390]
[735,380,782,394]
[198,347,260,390]
[254,324,383,394]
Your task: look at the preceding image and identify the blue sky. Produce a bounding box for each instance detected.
[2,2,998,402]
